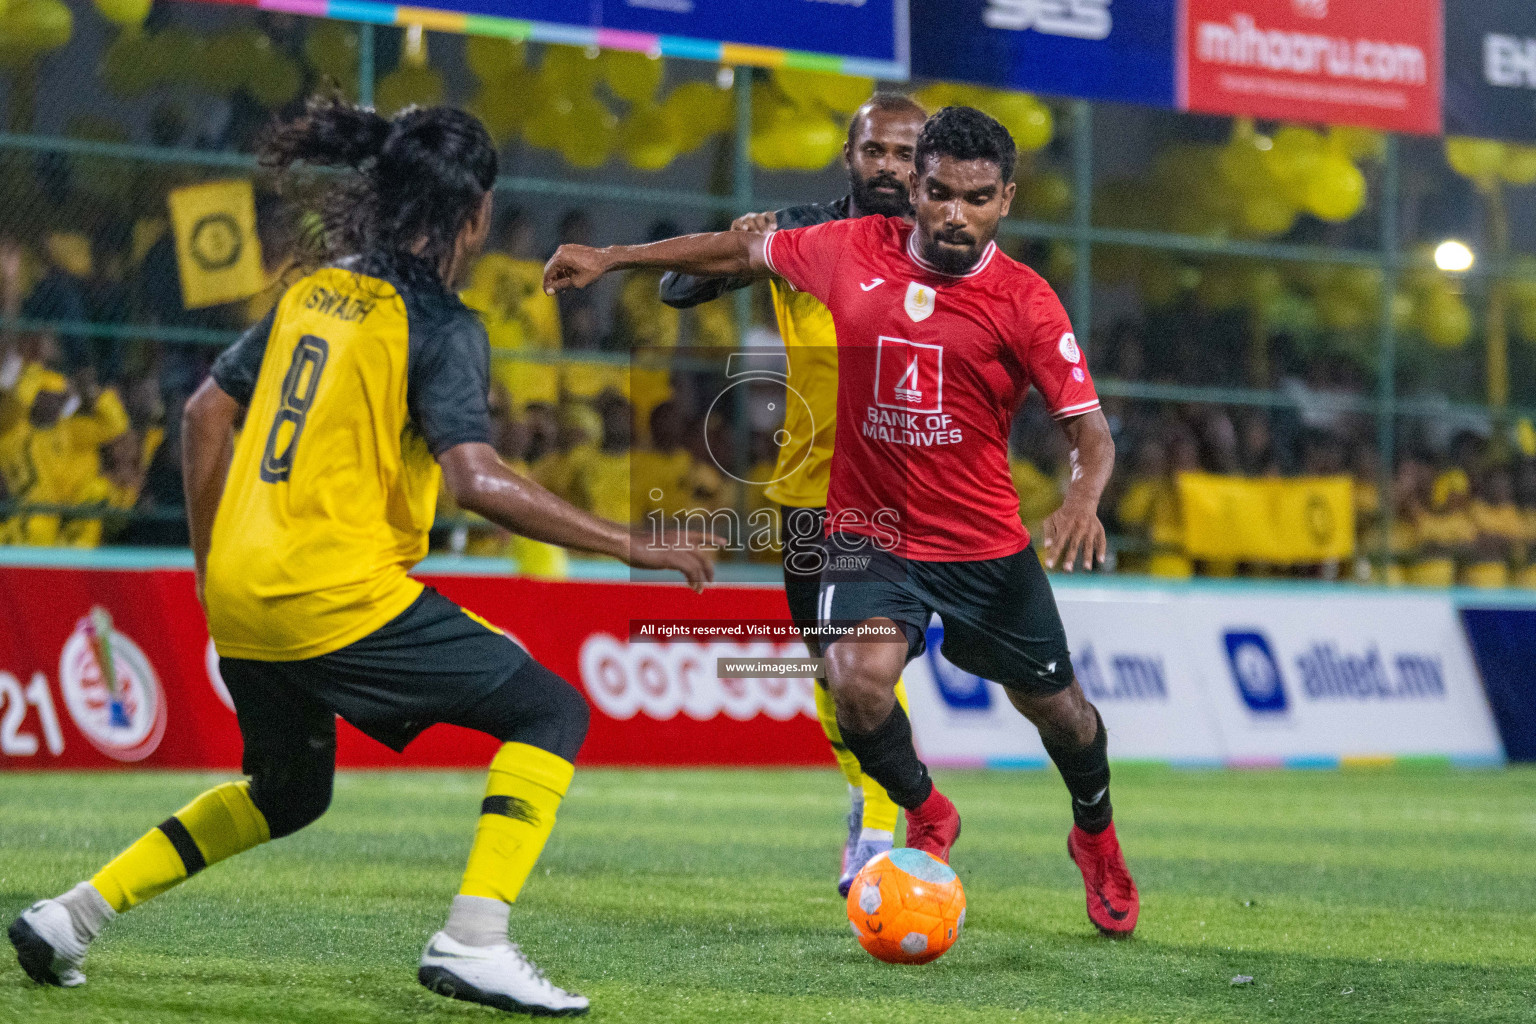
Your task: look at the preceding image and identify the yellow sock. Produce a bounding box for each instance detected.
[91,782,270,913]
[814,680,864,788]
[459,743,574,903]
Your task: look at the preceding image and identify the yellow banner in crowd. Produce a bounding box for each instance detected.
[1177,473,1355,565]
[167,180,264,309]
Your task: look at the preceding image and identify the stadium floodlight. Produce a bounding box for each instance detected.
[1434,240,1475,273]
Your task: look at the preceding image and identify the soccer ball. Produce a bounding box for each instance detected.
[845,847,966,965]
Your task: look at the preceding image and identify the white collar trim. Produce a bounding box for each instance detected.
[906,230,997,279]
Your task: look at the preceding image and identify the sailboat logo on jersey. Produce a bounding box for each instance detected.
[875,336,944,414]
[904,282,936,323]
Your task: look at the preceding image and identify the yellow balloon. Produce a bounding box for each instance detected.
[100,28,157,96]
[247,52,302,108]
[541,44,601,92]
[1266,124,1325,206]
[621,102,679,171]
[662,81,732,152]
[375,64,444,116]
[782,113,843,171]
[304,20,358,81]
[92,0,150,29]
[602,49,663,104]
[1327,125,1385,162]
[1218,134,1274,196]
[774,68,873,115]
[1420,290,1474,349]
[1022,172,1072,219]
[1446,136,1505,184]
[1241,191,1297,237]
[1,0,72,52]
[980,91,1053,152]
[151,26,201,86]
[913,82,966,112]
[1316,286,1370,331]
[1272,124,1325,156]
[465,35,524,82]
[1337,265,1383,306]
[1305,154,1366,222]
[472,67,532,146]
[560,96,617,168]
[1500,144,1536,187]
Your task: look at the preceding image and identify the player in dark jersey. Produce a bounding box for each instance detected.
[543,105,1138,937]
[658,93,927,895]
[9,97,711,1014]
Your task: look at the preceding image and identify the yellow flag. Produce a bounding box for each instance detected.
[1178,473,1355,565]
[167,180,264,309]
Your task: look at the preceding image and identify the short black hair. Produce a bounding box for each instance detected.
[913,105,1017,183]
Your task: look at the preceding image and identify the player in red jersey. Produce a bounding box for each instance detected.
[543,105,1138,937]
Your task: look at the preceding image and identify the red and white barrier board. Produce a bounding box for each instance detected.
[1180,0,1444,134]
[0,567,829,771]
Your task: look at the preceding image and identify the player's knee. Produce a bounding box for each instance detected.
[545,674,590,755]
[825,639,902,733]
[498,661,589,764]
[249,758,335,839]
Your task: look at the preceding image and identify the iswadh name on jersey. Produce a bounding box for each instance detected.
[864,336,962,447]
[983,0,1112,41]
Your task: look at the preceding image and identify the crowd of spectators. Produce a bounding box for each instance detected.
[3,178,1535,590]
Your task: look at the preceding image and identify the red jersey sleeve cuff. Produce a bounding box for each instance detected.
[1050,398,1101,419]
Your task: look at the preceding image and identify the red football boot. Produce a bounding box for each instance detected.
[905,789,961,863]
[1067,822,1139,936]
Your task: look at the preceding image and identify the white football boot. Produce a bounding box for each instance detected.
[9,899,89,987]
[418,931,589,1017]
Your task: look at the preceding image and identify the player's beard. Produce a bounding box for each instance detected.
[850,172,911,219]
[919,229,983,275]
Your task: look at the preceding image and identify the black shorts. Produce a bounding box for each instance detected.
[781,506,826,655]
[817,532,1075,694]
[219,586,534,756]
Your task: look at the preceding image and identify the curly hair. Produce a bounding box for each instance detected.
[257,94,498,282]
[913,105,1018,183]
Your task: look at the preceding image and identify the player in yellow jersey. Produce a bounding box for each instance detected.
[660,93,926,895]
[9,97,710,1017]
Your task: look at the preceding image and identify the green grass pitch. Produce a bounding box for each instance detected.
[2,765,1533,1023]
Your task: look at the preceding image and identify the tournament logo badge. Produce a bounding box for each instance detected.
[58,607,167,761]
[1059,332,1081,364]
[904,282,936,323]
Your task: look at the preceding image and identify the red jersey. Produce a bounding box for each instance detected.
[763,215,1099,561]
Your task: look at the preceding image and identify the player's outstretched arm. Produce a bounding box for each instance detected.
[659,211,779,309]
[182,378,242,607]
[1041,409,1115,573]
[544,230,771,296]
[438,441,715,592]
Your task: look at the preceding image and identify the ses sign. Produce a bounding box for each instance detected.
[1444,0,1536,142]
[1179,0,1443,135]
[909,0,1177,107]
[905,585,1502,767]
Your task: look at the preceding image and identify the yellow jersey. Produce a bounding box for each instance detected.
[205,257,492,661]
[658,198,848,509]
